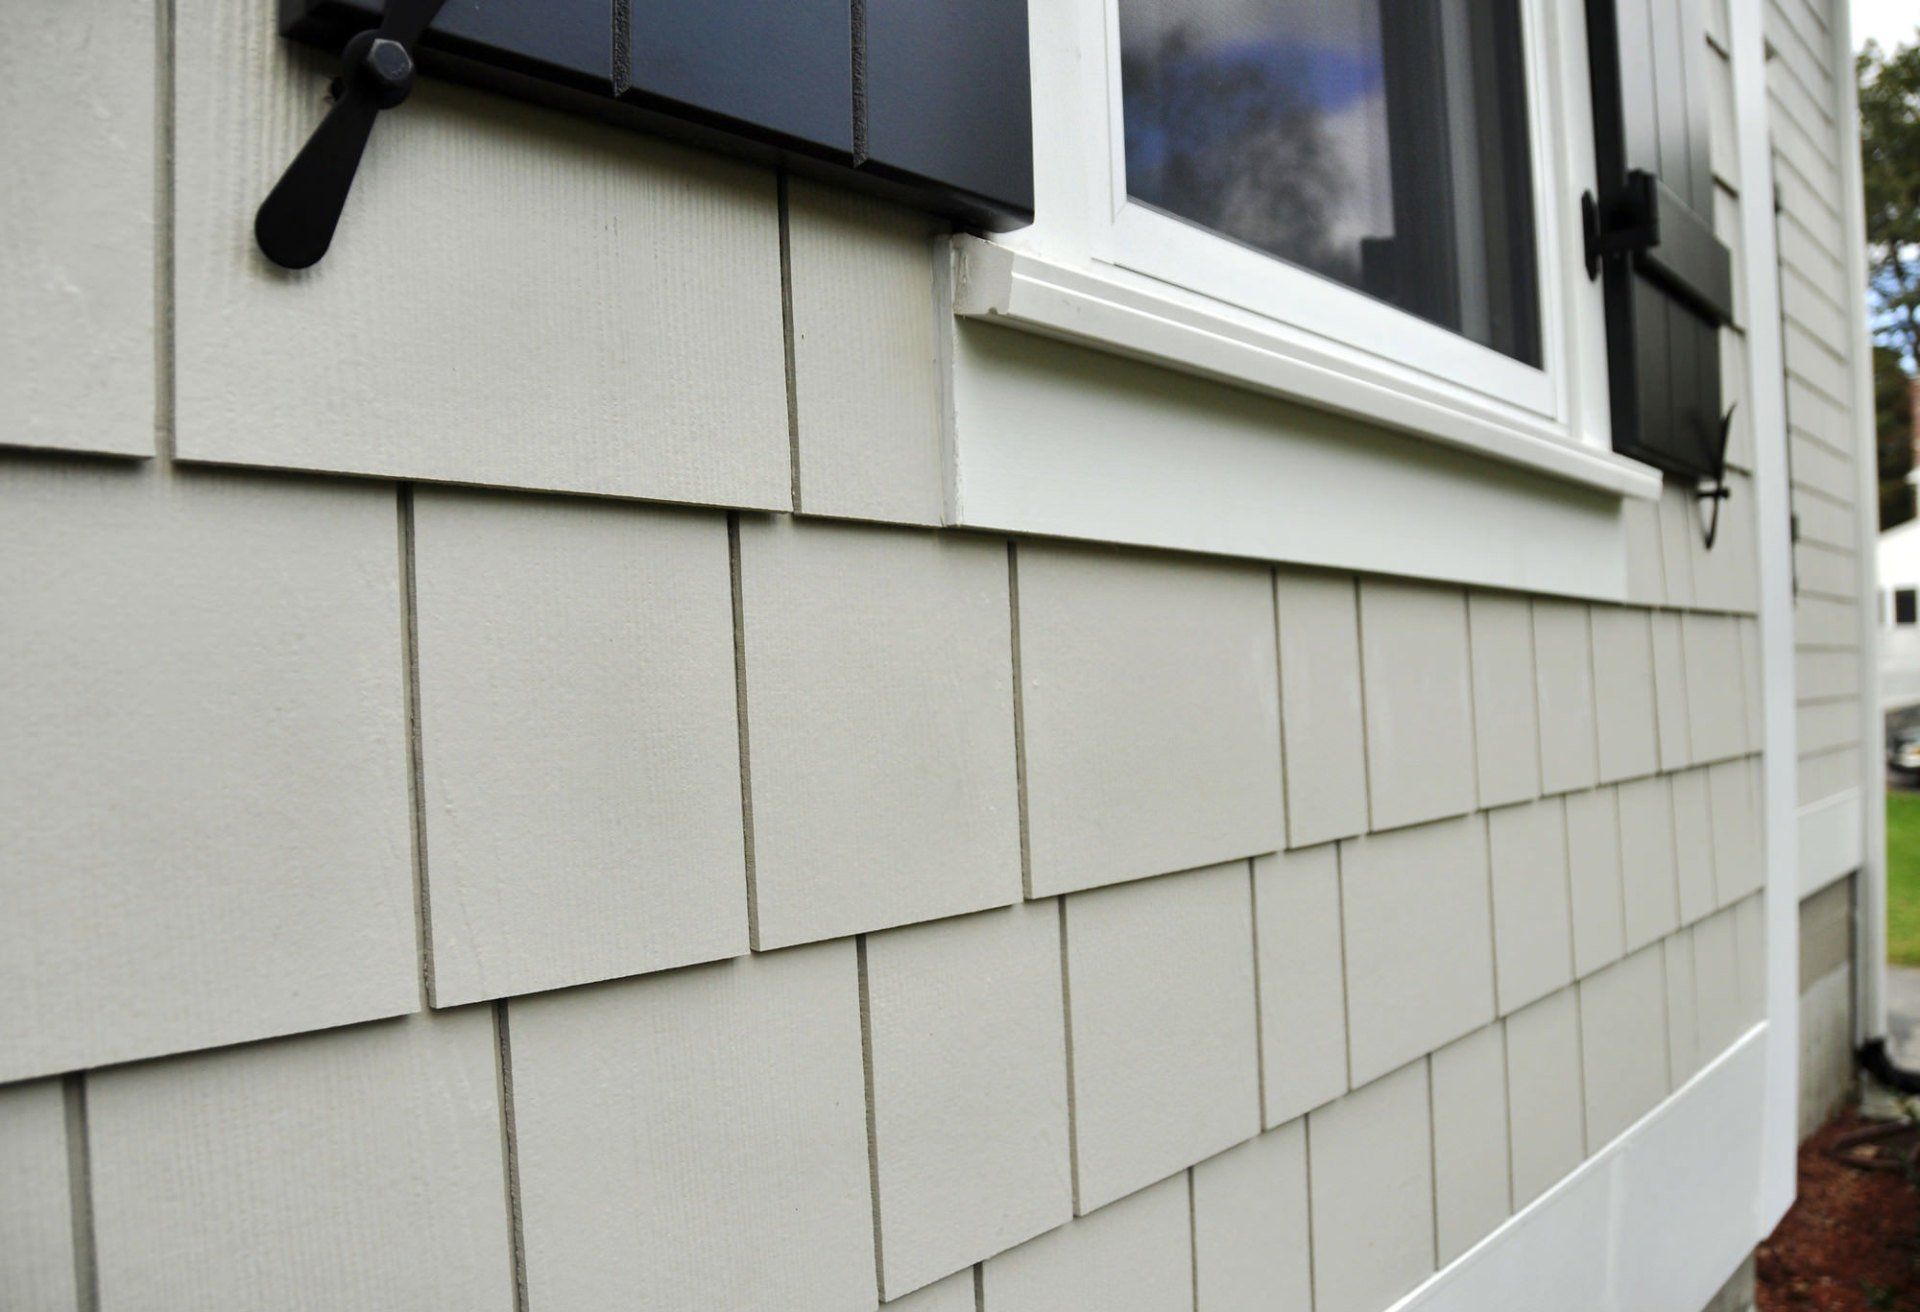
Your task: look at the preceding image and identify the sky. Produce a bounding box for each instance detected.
[1854,0,1917,52]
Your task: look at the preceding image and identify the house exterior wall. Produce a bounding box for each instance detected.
[0,2,1874,1312]
[1762,0,1882,1134]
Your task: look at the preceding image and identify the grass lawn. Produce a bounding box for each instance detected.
[1888,790,1920,966]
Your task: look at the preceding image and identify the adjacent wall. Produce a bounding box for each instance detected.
[0,0,1867,1310]
[1763,0,1877,1126]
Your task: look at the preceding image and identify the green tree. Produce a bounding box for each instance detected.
[1861,35,1920,529]
[1862,35,1920,365]
[1878,344,1915,528]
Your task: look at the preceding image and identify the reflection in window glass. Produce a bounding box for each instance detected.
[1119,0,1542,366]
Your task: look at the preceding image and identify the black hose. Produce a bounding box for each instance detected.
[1859,1037,1920,1095]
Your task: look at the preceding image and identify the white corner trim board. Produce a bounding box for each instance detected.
[1390,1025,1769,1312]
[1798,790,1864,898]
[950,239,1661,503]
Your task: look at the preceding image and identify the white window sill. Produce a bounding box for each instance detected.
[951,237,1661,503]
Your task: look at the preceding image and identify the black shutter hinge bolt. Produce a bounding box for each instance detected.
[254,0,451,270]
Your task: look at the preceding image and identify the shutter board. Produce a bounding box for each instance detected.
[1585,0,1733,481]
[864,0,1034,214]
[280,0,1033,230]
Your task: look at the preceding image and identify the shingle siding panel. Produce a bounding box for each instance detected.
[1307,1062,1436,1312]
[1358,579,1478,830]
[786,179,948,525]
[508,944,875,1312]
[0,463,417,1083]
[981,1173,1193,1312]
[1487,800,1575,1015]
[1431,1024,1513,1264]
[1253,846,1350,1126]
[1566,788,1629,978]
[1591,607,1660,784]
[411,489,748,1005]
[1504,987,1586,1208]
[1340,817,1497,1086]
[865,902,1073,1297]
[1532,601,1600,796]
[1017,543,1283,897]
[1063,863,1262,1211]
[0,0,154,458]
[174,3,791,506]
[738,517,1021,948]
[1469,591,1545,809]
[0,1079,78,1312]
[1618,775,1682,952]
[1275,569,1370,846]
[89,1012,514,1312]
[1190,1121,1313,1312]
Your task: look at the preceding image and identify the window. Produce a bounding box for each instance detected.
[1117,0,1540,365]
[1898,589,1916,627]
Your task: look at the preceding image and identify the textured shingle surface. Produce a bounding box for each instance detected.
[0,0,1797,1305]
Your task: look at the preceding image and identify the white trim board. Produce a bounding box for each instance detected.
[942,314,1636,601]
[952,240,1660,502]
[1835,0,1891,1046]
[1390,1027,1769,1312]
[1799,790,1865,898]
[1727,0,1803,1230]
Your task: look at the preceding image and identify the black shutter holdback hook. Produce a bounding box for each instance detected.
[255,0,452,269]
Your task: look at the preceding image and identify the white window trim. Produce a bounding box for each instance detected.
[967,0,1660,502]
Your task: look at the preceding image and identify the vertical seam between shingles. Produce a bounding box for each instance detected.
[1573,984,1593,1156]
[63,1074,99,1312]
[1351,576,1376,831]
[399,486,436,1007]
[728,513,762,949]
[1271,569,1292,847]
[1056,897,1082,1215]
[972,1262,986,1311]
[1580,605,1603,784]
[1008,543,1033,898]
[777,173,802,512]
[1246,859,1268,1127]
[1497,1020,1515,1212]
[1424,1056,1441,1268]
[494,1001,530,1312]
[1302,1115,1320,1310]
[1461,591,1483,813]
[154,0,176,464]
[1186,1166,1200,1309]
[1334,843,1355,1093]
[1560,795,1581,979]
[856,936,887,1300]
[1482,809,1502,1016]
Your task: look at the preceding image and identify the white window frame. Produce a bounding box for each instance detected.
[980,0,1646,499]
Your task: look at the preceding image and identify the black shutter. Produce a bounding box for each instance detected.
[279,0,1033,231]
[1583,0,1735,480]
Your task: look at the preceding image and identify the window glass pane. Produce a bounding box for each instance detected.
[1897,588,1916,626]
[1119,0,1542,366]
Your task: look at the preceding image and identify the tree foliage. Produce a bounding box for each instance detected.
[1862,34,1920,528]
[1861,34,1920,368]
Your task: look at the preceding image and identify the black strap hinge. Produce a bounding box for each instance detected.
[1581,172,1660,280]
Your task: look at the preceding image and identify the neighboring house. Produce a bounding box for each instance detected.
[0,2,1882,1312]
[1879,517,1920,710]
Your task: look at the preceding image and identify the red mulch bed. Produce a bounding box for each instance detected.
[1760,1111,1920,1311]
